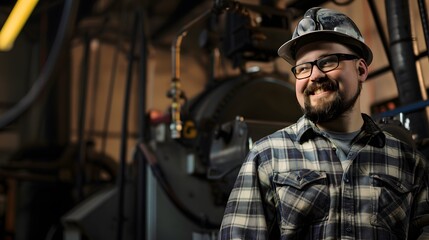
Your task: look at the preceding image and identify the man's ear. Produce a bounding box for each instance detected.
[357,60,368,81]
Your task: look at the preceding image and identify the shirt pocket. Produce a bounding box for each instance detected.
[273,170,329,230]
[370,173,414,236]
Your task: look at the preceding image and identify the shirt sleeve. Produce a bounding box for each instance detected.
[410,153,429,239]
[218,147,277,240]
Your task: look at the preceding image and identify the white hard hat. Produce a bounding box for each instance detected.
[278,7,373,65]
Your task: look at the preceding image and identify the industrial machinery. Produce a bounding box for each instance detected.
[0,0,428,240]
[143,2,303,238]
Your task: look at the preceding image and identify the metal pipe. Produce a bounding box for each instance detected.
[410,1,428,100]
[374,99,429,119]
[386,0,429,139]
[89,39,102,138]
[101,41,120,155]
[168,8,212,139]
[418,0,429,61]
[367,0,392,64]
[76,33,91,201]
[367,50,429,80]
[168,0,247,139]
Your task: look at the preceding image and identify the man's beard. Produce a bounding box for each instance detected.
[302,79,362,123]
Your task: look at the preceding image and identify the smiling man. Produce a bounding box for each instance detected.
[219,7,429,240]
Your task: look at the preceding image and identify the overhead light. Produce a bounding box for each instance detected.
[0,0,39,51]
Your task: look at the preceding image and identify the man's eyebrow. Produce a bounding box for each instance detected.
[296,54,327,65]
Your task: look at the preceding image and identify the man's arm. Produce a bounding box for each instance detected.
[410,154,429,239]
[218,150,276,240]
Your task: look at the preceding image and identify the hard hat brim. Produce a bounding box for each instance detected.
[278,30,373,65]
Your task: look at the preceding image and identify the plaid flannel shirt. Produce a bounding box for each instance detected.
[219,114,429,239]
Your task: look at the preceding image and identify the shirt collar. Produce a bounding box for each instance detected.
[296,113,385,147]
[296,116,318,143]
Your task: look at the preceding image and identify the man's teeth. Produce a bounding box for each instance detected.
[314,89,324,95]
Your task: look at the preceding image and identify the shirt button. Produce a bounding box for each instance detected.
[344,178,350,183]
[346,227,352,232]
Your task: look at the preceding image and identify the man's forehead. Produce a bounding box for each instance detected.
[295,42,352,62]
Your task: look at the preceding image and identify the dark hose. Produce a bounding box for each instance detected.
[0,0,80,130]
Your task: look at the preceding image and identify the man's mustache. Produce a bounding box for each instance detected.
[304,79,338,96]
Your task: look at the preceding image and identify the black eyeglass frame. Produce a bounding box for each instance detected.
[291,53,360,80]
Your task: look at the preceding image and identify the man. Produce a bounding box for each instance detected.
[218,7,429,239]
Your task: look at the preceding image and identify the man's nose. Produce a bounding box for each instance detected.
[309,65,326,82]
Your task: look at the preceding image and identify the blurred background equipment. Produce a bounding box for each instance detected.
[0,0,427,240]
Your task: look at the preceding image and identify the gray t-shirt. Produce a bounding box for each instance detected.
[322,130,360,170]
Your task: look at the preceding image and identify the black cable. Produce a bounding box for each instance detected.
[76,33,91,202]
[116,11,140,240]
[367,0,392,64]
[136,8,149,240]
[0,0,80,130]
